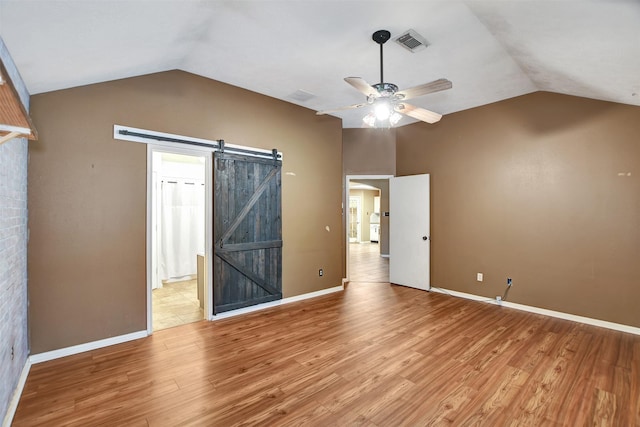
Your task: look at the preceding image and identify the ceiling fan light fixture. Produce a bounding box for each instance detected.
[390,111,402,124]
[374,101,392,120]
[363,112,376,127]
[363,108,402,128]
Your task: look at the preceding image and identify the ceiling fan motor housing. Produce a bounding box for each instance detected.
[370,83,399,102]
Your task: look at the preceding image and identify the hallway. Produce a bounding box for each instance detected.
[349,242,389,283]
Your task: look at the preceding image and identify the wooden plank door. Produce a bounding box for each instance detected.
[213,152,282,314]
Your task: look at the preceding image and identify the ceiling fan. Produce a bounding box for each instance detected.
[317,29,452,127]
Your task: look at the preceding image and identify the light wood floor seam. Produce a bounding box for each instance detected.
[13,282,640,426]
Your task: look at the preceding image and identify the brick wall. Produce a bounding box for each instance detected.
[0,38,30,424]
[0,138,29,422]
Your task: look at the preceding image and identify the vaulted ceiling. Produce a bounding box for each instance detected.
[1,0,639,128]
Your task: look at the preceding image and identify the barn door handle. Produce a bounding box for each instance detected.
[422,236,429,241]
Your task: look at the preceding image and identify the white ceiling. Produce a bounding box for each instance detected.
[1,0,639,128]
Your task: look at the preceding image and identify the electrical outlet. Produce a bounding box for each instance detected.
[507,277,512,286]
[476,272,483,282]
[496,296,502,303]
[319,269,323,277]
[11,345,14,361]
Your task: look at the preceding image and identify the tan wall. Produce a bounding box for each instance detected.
[396,92,640,328]
[28,70,343,353]
[343,128,396,176]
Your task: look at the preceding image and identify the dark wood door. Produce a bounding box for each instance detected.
[213,152,282,314]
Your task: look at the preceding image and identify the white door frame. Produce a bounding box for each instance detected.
[345,174,393,282]
[147,144,213,334]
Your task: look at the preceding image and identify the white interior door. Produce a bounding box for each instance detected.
[389,174,430,290]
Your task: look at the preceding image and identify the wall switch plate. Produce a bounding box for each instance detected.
[477,272,483,282]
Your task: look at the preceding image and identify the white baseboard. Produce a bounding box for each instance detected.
[29,330,148,365]
[28,285,347,363]
[6,284,341,422]
[2,357,31,427]
[210,284,345,321]
[429,286,640,336]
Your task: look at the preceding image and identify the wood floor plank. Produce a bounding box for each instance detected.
[454,365,530,426]
[328,375,416,425]
[592,388,618,427]
[12,282,640,426]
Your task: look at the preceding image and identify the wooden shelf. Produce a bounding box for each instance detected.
[0,58,37,145]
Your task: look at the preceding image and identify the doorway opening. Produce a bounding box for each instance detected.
[346,175,392,283]
[150,149,209,331]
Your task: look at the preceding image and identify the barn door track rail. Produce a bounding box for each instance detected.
[113,125,282,161]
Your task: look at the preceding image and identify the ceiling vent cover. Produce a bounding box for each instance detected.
[288,89,316,102]
[394,29,429,53]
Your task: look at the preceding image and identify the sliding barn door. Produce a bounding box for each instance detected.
[213,152,282,314]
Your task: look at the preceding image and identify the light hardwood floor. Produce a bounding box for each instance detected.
[349,242,388,283]
[13,282,640,426]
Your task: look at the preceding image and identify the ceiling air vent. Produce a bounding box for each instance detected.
[394,29,429,53]
[288,89,316,103]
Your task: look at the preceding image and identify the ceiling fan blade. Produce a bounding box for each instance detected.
[396,103,443,124]
[316,102,368,115]
[344,77,380,98]
[395,78,452,100]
